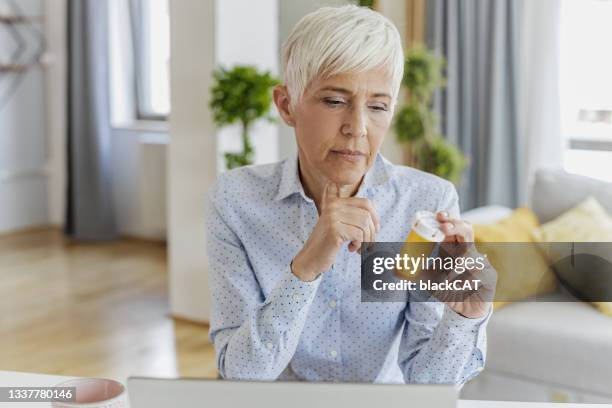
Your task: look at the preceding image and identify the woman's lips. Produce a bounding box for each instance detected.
[331,149,366,163]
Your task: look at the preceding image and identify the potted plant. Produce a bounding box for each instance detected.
[394,46,467,183]
[209,65,279,170]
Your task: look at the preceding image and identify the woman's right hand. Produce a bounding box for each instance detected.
[291,183,381,282]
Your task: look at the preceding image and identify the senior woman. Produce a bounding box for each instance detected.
[207,5,492,384]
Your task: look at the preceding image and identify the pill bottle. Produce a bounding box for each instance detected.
[397,211,445,280]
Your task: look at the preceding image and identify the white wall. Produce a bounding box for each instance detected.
[112,129,168,240]
[0,0,49,234]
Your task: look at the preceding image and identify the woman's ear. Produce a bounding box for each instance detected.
[273,85,296,127]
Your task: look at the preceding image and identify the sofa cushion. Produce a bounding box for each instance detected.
[485,291,612,396]
[532,196,612,317]
[472,208,558,310]
[531,170,612,223]
[533,196,612,242]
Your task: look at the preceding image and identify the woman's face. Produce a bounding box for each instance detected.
[278,67,395,188]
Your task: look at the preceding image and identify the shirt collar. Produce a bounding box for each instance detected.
[274,152,391,202]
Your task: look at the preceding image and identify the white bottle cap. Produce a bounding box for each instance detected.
[411,211,445,242]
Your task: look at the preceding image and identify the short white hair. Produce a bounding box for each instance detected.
[281,5,404,109]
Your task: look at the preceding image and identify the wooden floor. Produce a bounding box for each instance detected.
[0,228,218,381]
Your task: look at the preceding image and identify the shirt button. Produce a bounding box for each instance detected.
[266,342,274,350]
[329,350,338,358]
[329,300,337,309]
[292,294,301,302]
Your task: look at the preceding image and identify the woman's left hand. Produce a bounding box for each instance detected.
[433,211,495,319]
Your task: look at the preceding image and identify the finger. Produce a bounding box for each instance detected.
[341,197,381,232]
[359,214,376,253]
[360,213,373,251]
[338,206,377,245]
[337,183,352,198]
[338,222,364,252]
[331,203,378,253]
[342,222,365,253]
[322,183,343,212]
[329,183,340,199]
[439,216,462,232]
[436,211,451,222]
[321,183,329,211]
[437,212,475,241]
[439,220,455,236]
[321,183,332,210]
[440,220,472,243]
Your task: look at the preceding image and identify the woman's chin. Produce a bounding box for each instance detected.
[325,169,365,187]
[321,157,370,185]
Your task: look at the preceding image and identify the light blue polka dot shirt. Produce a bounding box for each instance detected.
[207,152,491,384]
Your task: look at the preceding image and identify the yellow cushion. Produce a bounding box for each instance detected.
[533,196,612,242]
[475,208,540,241]
[533,197,612,317]
[473,208,558,310]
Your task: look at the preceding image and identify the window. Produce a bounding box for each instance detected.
[108,0,170,124]
[136,0,171,119]
[560,0,612,182]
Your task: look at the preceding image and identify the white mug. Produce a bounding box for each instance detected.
[51,378,127,408]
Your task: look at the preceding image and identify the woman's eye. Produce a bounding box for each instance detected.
[323,98,345,107]
[369,104,388,112]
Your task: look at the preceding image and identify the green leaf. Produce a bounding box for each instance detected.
[394,105,426,143]
[415,137,468,184]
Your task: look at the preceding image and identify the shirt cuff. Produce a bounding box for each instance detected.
[443,303,492,325]
[439,303,492,360]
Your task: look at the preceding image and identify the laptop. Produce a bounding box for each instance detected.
[127,377,458,408]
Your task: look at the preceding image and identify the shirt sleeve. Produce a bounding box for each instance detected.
[207,183,321,381]
[398,297,491,386]
[397,181,491,386]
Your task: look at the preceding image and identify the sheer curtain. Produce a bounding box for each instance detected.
[517,0,564,206]
[426,0,563,209]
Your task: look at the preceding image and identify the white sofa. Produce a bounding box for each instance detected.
[459,169,612,404]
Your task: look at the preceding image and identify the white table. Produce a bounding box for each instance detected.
[1,371,610,408]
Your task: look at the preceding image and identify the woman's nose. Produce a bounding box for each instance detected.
[342,106,368,138]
